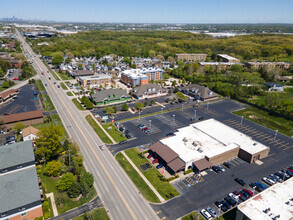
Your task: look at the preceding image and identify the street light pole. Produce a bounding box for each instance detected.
[274,130,278,141]
[173,115,175,125]
[149,120,151,129]
[161,107,163,116]
[207,102,209,110]
[240,116,244,126]
[181,103,183,111]
[138,112,141,121]
[194,110,196,119]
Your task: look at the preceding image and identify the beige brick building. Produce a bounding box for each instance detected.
[175,53,208,62]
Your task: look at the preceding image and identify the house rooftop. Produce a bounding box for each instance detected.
[22,126,40,138]
[238,177,293,220]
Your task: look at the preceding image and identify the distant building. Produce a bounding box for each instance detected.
[237,177,293,220]
[78,74,112,88]
[217,54,240,63]
[0,141,43,220]
[22,126,39,142]
[91,89,131,106]
[199,62,243,70]
[120,68,163,87]
[70,70,95,78]
[246,62,292,70]
[2,110,44,128]
[265,82,284,92]
[131,83,167,99]
[175,54,208,62]
[0,89,18,104]
[181,84,218,101]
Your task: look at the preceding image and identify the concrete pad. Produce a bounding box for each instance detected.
[254,160,263,165]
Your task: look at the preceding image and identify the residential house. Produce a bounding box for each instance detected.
[265,82,284,92]
[181,84,218,101]
[22,126,39,142]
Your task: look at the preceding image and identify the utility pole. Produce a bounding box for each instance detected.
[149,120,151,130]
[161,107,163,116]
[274,130,278,141]
[173,115,175,125]
[194,110,196,119]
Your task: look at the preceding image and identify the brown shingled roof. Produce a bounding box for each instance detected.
[192,157,213,171]
[22,126,40,138]
[3,110,43,124]
[149,142,178,163]
[167,157,185,173]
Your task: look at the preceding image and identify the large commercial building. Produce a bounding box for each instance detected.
[175,54,208,62]
[217,54,241,63]
[246,62,292,70]
[0,141,43,220]
[2,110,44,128]
[236,177,293,220]
[150,119,269,174]
[78,74,112,88]
[90,89,131,106]
[120,68,163,87]
[131,83,167,99]
[181,84,218,101]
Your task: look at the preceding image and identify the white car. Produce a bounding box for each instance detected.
[262,177,275,186]
[229,193,239,202]
[200,209,212,220]
[99,145,106,151]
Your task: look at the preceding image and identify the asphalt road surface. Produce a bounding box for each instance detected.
[15,29,158,220]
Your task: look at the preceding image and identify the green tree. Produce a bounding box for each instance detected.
[150,100,155,106]
[135,102,144,110]
[52,55,63,67]
[121,103,129,111]
[80,180,89,196]
[112,106,118,113]
[44,160,62,177]
[57,172,76,191]
[144,101,148,107]
[80,172,94,188]
[1,81,9,88]
[104,105,115,115]
[72,154,83,167]
[176,92,188,101]
[172,81,176,87]
[67,181,80,198]
[35,125,63,161]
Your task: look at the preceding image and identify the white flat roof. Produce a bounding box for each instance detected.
[238,177,293,220]
[195,119,269,155]
[218,54,239,61]
[79,74,111,80]
[121,68,163,78]
[160,119,268,164]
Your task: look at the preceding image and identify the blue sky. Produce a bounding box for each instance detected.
[1,0,293,23]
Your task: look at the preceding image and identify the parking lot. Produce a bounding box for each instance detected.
[0,84,42,115]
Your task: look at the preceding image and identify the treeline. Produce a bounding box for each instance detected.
[31,31,293,62]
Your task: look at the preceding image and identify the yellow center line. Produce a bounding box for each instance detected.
[34,60,137,219]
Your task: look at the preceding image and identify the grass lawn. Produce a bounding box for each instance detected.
[116,153,160,203]
[234,107,293,137]
[85,115,113,144]
[125,148,180,200]
[41,93,56,111]
[39,166,97,214]
[66,91,74,96]
[72,98,85,110]
[102,123,127,143]
[36,79,46,92]
[72,208,109,220]
[32,114,69,141]
[182,211,205,220]
[57,72,74,80]
[60,82,68,90]
[47,197,54,218]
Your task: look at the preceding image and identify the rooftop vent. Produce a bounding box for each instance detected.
[182,137,188,142]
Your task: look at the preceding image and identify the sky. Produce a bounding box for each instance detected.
[1,0,293,23]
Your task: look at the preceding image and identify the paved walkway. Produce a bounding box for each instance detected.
[121,151,165,203]
[46,192,58,217]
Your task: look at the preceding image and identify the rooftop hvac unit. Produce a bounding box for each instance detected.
[183,137,188,142]
[197,147,203,153]
[192,141,198,147]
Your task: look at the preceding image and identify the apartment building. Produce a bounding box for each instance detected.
[175,53,208,62]
[246,62,292,70]
[217,54,241,63]
[78,74,112,88]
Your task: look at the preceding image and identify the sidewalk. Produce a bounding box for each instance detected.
[121,151,165,203]
[46,192,58,217]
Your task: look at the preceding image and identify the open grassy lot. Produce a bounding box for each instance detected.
[72,98,85,110]
[66,91,74,96]
[125,148,180,200]
[102,123,127,143]
[182,211,205,220]
[116,152,160,203]
[57,72,74,80]
[32,114,69,141]
[39,166,97,215]
[72,208,109,220]
[41,93,56,111]
[36,79,46,92]
[85,115,113,144]
[60,82,68,90]
[234,107,293,137]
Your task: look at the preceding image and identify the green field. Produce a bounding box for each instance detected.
[41,93,56,111]
[32,114,69,141]
[72,208,109,220]
[125,148,180,200]
[66,91,74,96]
[102,123,127,142]
[115,153,160,203]
[60,82,68,90]
[72,98,85,110]
[85,115,113,144]
[36,79,46,92]
[57,72,74,80]
[234,107,293,137]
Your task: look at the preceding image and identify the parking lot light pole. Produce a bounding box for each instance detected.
[173,115,175,125]
[161,107,163,116]
[194,110,196,119]
[274,130,278,141]
[181,103,183,111]
[207,102,209,110]
[240,116,244,126]
[149,120,151,129]
[138,112,141,121]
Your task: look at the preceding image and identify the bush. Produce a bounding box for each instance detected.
[44,160,62,177]
[80,180,90,196]
[80,172,94,188]
[121,103,129,111]
[81,95,94,109]
[158,174,167,182]
[184,169,193,175]
[175,175,179,178]
[57,172,77,191]
[167,177,175,182]
[67,181,81,198]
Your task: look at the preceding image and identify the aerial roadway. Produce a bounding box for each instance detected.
[15,29,158,220]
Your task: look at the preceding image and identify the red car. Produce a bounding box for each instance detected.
[13,78,18,80]
[41,72,44,75]
[141,127,148,131]
[147,154,153,159]
[243,188,253,196]
[152,159,158,164]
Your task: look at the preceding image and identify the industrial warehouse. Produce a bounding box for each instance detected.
[149,119,270,174]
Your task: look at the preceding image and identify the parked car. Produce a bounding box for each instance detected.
[268,174,281,183]
[243,188,253,197]
[221,200,231,209]
[119,140,127,144]
[239,190,251,199]
[99,145,106,151]
[214,201,221,209]
[152,158,159,164]
[54,82,56,84]
[13,77,18,80]
[156,164,164,169]
[45,84,47,86]
[147,153,153,159]
[212,166,221,173]
[206,207,216,218]
[218,165,226,172]
[285,169,293,177]
[48,77,51,80]
[57,85,60,88]
[223,162,232,169]
[190,117,195,121]
[141,127,148,131]
[274,172,286,181]
[224,196,237,206]
[145,130,152,134]
[125,134,131,139]
[235,178,246,186]
[262,177,275,186]
[228,193,239,202]
[198,116,205,121]
[166,132,174,136]
[200,209,212,220]
[137,124,144,128]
